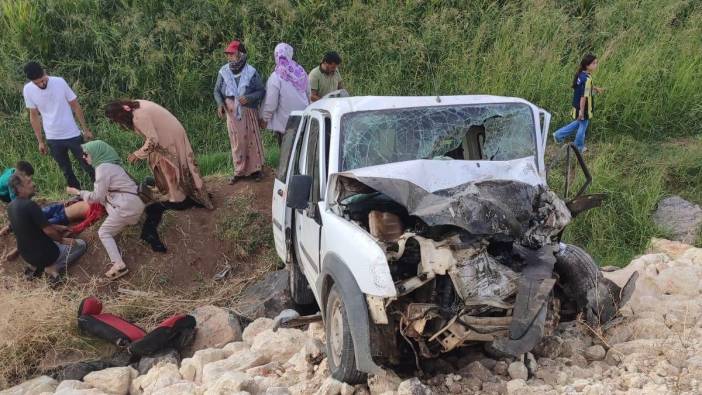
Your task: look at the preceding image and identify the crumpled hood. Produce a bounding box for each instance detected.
[331,158,570,244]
[333,157,543,193]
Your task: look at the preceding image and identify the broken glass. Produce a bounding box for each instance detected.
[340,103,536,171]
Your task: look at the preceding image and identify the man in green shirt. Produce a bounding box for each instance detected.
[309,51,344,102]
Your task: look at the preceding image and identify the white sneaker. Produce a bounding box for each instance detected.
[580,147,587,153]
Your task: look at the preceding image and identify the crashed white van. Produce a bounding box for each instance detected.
[271,94,637,383]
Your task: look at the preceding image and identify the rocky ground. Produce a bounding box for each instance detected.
[3,237,702,395]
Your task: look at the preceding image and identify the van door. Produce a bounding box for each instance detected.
[272,112,305,262]
[293,113,326,278]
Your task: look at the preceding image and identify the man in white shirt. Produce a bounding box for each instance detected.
[22,62,95,189]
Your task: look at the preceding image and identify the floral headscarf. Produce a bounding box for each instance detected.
[274,43,308,95]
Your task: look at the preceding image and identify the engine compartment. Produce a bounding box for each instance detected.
[336,177,572,360]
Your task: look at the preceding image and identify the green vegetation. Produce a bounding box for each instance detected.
[548,136,702,266]
[1,0,701,266]
[217,191,275,258]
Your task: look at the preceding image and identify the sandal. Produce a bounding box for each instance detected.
[105,266,129,281]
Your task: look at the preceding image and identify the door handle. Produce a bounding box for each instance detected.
[277,189,284,197]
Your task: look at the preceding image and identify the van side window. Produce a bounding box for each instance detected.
[276,116,302,181]
[305,118,321,203]
[291,117,308,177]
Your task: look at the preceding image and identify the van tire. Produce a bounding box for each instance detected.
[555,243,623,326]
[325,284,367,384]
[289,228,315,305]
[289,259,315,305]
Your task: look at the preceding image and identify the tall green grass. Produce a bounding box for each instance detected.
[548,136,702,266]
[0,0,701,264]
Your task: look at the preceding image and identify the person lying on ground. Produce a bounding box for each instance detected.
[66,140,145,281]
[0,161,34,203]
[6,173,86,285]
[105,99,213,252]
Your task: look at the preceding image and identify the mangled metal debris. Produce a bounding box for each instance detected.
[331,165,636,358]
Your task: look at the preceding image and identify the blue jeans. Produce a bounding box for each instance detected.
[54,239,87,271]
[553,119,590,151]
[43,203,69,225]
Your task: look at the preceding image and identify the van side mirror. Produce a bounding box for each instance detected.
[286,175,313,210]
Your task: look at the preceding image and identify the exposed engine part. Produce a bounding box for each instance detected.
[368,210,404,242]
[521,189,571,248]
[366,295,389,324]
[333,175,635,363]
[449,250,519,303]
[430,314,512,351]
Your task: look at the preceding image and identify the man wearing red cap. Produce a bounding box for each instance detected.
[213,40,266,183]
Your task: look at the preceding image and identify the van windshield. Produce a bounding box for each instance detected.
[340,103,536,171]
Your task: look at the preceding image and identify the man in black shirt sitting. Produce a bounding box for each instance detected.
[6,173,87,284]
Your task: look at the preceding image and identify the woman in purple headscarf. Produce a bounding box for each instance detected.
[260,43,310,146]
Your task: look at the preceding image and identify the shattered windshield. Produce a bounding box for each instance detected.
[340,103,536,171]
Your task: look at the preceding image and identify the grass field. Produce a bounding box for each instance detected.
[1,0,701,265]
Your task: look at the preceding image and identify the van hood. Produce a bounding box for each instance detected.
[330,158,569,246]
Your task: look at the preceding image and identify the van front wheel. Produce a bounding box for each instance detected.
[325,284,367,384]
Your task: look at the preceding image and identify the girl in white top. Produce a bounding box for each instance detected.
[67,140,145,280]
[260,43,310,145]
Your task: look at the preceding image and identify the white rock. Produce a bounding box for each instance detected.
[250,376,286,394]
[307,322,325,342]
[56,390,107,395]
[83,367,137,395]
[222,341,250,357]
[246,361,285,378]
[265,388,291,395]
[201,351,269,386]
[507,362,528,381]
[340,383,355,395]
[55,380,93,392]
[250,328,309,363]
[678,246,702,265]
[130,363,182,395]
[585,345,607,361]
[367,370,403,394]
[656,266,701,296]
[649,238,692,259]
[0,376,57,395]
[505,379,526,395]
[242,318,275,345]
[687,355,702,369]
[188,305,243,354]
[314,377,344,395]
[180,348,228,383]
[397,378,430,395]
[151,381,204,395]
[202,371,253,395]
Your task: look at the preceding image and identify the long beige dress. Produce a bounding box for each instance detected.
[131,100,213,209]
[225,98,264,177]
